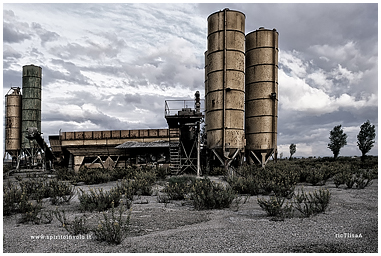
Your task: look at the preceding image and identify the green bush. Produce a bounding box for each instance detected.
[54,167,76,181]
[344,173,356,189]
[54,209,90,235]
[257,196,293,219]
[92,202,131,244]
[47,179,76,205]
[164,175,196,200]
[229,164,299,197]
[190,178,236,210]
[19,177,49,200]
[131,169,157,196]
[333,172,346,188]
[155,166,169,180]
[228,174,261,196]
[293,187,331,217]
[78,187,122,212]
[3,180,23,216]
[75,167,111,185]
[305,167,327,186]
[270,167,299,198]
[116,179,136,201]
[18,201,43,224]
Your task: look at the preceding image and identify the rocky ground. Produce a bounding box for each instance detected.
[3,176,378,253]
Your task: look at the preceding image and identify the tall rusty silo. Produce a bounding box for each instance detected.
[205,9,245,169]
[21,65,42,149]
[245,27,278,166]
[204,50,208,115]
[5,87,22,157]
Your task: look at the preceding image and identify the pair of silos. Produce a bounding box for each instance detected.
[5,65,42,158]
[205,9,278,166]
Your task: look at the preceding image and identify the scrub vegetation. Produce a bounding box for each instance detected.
[3,156,377,246]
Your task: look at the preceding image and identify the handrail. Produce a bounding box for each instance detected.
[165,99,204,116]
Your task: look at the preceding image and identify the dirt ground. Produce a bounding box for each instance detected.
[3,176,378,253]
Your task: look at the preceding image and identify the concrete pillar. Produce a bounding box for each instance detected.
[74,155,85,172]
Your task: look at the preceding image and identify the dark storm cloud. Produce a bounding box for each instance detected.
[3,3,377,157]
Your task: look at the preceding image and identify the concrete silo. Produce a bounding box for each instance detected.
[21,64,42,150]
[5,87,22,158]
[245,28,278,166]
[205,9,245,170]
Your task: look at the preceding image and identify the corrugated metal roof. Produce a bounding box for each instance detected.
[115,140,169,149]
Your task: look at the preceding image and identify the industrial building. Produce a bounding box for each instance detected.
[4,9,278,174]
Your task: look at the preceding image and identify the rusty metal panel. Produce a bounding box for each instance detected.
[84,131,93,139]
[245,28,278,153]
[246,48,278,67]
[207,71,244,92]
[21,65,42,149]
[158,129,168,137]
[102,131,111,139]
[246,82,276,101]
[149,129,158,137]
[140,129,149,137]
[65,132,75,140]
[111,130,121,138]
[130,130,139,138]
[93,131,102,139]
[246,98,277,117]
[246,65,278,83]
[5,88,22,155]
[208,31,245,53]
[75,132,84,140]
[60,132,66,140]
[120,130,130,138]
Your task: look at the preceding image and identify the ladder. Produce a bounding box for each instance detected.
[169,128,181,175]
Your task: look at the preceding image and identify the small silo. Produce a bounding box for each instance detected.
[21,64,42,149]
[5,87,22,157]
[205,9,245,168]
[245,27,278,166]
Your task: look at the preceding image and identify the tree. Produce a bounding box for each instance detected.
[289,143,296,159]
[328,125,347,160]
[357,120,376,162]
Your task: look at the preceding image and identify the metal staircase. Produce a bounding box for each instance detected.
[169,128,181,175]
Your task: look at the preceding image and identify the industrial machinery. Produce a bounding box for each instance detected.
[4,9,279,174]
[165,91,203,176]
[245,28,279,166]
[4,65,55,171]
[205,9,246,172]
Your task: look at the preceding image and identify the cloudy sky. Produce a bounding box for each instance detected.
[3,3,378,158]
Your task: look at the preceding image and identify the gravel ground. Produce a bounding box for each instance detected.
[3,177,378,253]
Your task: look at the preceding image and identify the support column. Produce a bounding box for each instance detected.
[74,155,84,172]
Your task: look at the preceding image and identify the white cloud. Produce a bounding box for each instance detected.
[279,50,308,77]
[309,41,360,66]
[4,3,378,157]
